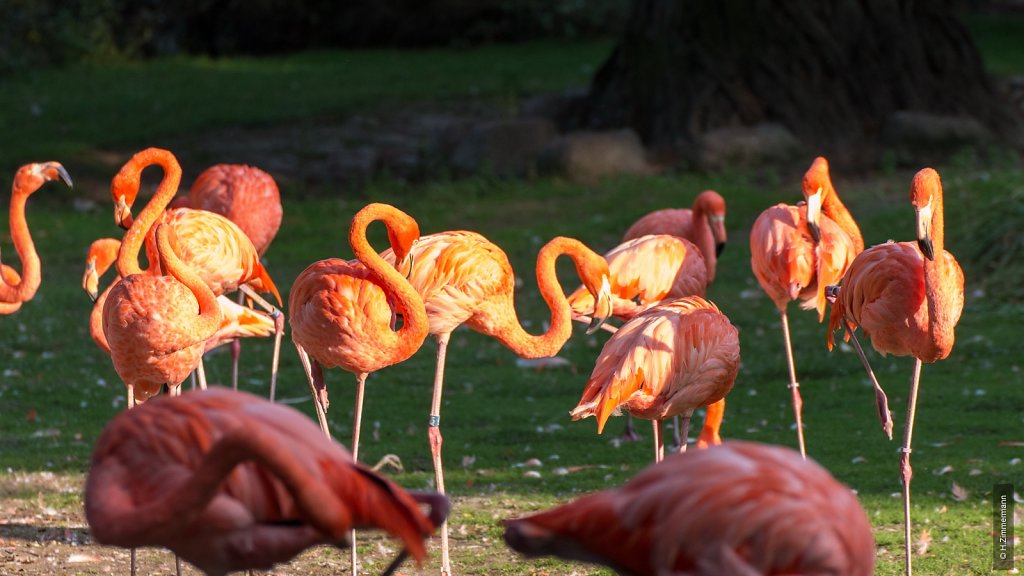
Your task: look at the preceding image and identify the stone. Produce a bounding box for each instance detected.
[449,117,558,177]
[540,129,653,184]
[697,123,801,170]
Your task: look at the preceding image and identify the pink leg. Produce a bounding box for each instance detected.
[901,359,923,576]
[845,326,894,440]
[676,413,692,454]
[652,419,664,463]
[350,372,368,576]
[779,309,807,459]
[294,343,331,439]
[268,311,284,402]
[621,414,643,442]
[196,358,208,390]
[230,339,241,391]
[429,333,452,576]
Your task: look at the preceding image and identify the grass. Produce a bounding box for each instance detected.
[1,18,1024,576]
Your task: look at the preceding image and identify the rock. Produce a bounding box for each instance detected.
[697,123,801,170]
[881,111,995,165]
[540,129,653,183]
[519,88,589,123]
[449,117,558,177]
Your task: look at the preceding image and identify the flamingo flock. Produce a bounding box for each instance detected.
[1,148,968,576]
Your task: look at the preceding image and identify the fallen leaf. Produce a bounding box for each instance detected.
[851,456,867,464]
[916,528,932,556]
[934,465,953,476]
[951,482,969,502]
[522,470,541,478]
[25,408,37,423]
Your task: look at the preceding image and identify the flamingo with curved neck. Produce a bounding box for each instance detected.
[0,162,72,313]
[827,167,963,576]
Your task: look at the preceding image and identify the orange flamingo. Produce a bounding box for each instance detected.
[84,388,448,576]
[381,231,613,575]
[570,295,739,462]
[827,167,963,576]
[622,189,727,283]
[111,148,285,397]
[504,441,875,575]
[1,162,73,314]
[566,234,718,445]
[103,151,222,407]
[749,156,862,458]
[84,238,274,361]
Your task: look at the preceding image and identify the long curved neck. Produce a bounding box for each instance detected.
[493,237,598,358]
[349,205,428,355]
[155,225,221,341]
[90,282,115,353]
[690,203,717,283]
[2,179,41,302]
[116,150,182,277]
[822,185,864,254]
[923,189,955,357]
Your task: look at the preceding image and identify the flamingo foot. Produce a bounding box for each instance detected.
[619,417,643,443]
[875,386,894,441]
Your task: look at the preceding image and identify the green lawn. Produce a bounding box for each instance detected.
[2,19,1024,576]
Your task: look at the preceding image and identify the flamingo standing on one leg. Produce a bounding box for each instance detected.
[85,388,448,576]
[566,234,721,446]
[749,156,862,458]
[827,168,963,576]
[622,189,728,283]
[111,149,285,397]
[570,295,739,463]
[381,231,613,576]
[289,202,428,575]
[503,441,875,576]
[174,164,283,392]
[1,162,73,314]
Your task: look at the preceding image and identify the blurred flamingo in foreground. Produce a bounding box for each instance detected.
[827,167,963,576]
[504,441,875,576]
[85,388,448,576]
[749,156,862,458]
[570,295,739,462]
[1,162,72,314]
[622,189,727,283]
[381,231,613,575]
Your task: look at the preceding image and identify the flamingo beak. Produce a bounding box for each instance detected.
[114,195,132,229]
[806,187,822,243]
[915,203,934,261]
[83,260,99,302]
[707,215,727,256]
[586,275,614,335]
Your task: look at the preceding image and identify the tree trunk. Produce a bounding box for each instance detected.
[570,0,1023,167]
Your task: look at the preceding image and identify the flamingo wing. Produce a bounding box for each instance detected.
[189,165,282,256]
[622,208,693,241]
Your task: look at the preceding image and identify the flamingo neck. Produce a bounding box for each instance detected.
[923,191,955,358]
[493,237,597,358]
[690,203,717,283]
[116,150,182,277]
[155,225,221,340]
[822,186,864,254]
[90,282,114,354]
[2,188,40,303]
[349,205,428,359]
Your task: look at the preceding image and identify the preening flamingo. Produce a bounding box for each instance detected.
[504,441,875,576]
[84,388,448,576]
[103,152,223,407]
[622,189,727,283]
[111,148,285,397]
[381,231,613,575]
[749,156,862,458]
[566,233,717,445]
[84,238,274,360]
[0,162,72,314]
[289,202,428,574]
[570,295,739,462]
[827,167,963,576]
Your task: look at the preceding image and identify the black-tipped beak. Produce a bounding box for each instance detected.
[54,164,73,188]
[918,238,934,261]
[807,221,821,243]
[715,242,726,257]
[88,289,99,303]
[114,196,131,230]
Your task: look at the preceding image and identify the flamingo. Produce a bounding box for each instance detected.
[826,167,963,576]
[289,202,428,575]
[570,295,739,462]
[566,233,718,446]
[111,148,286,397]
[84,388,448,576]
[622,189,727,283]
[749,156,862,458]
[1,162,73,314]
[103,151,222,407]
[84,238,275,362]
[174,164,283,391]
[503,441,875,575]
[381,231,613,575]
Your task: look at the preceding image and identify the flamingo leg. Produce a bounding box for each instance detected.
[294,343,331,439]
[901,358,923,576]
[676,412,692,454]
[671,415,682,449]
[238,284,285,402]
[126,385,136,410]
[696,399,725,448]
[130,546,136,576]
[350,372,368,576]
[620,414,642,443]
[844,326,895,440]
[175,554,182,576]
[232,290,244,390]
[196,357,208,390]
[428,333,452,576]
[779,309,807,459]
[652,420,664,463]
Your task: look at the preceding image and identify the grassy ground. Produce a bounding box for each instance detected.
[2,15,1024,576]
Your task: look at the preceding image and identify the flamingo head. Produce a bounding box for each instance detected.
[802,157,833,244]
[82,258,99,302]
[111,148,179,229]
[82,238,121,302]
[386,215,421,278]
[578,256,613,335]
[13,162,72,197]
[695,190,727,256]
[911,168,940,261]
